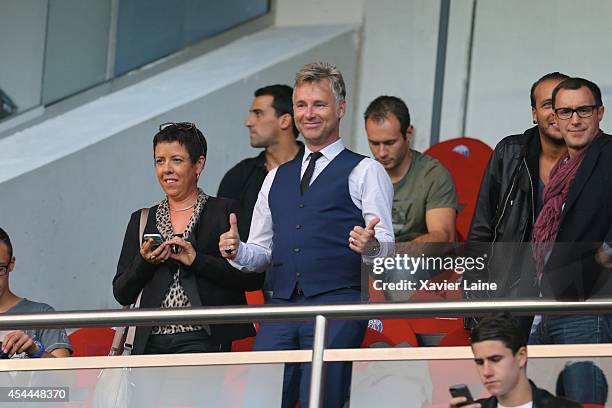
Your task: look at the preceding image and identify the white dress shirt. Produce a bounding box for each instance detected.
[230,138,394,272]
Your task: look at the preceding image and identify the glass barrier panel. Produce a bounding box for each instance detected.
[0,362,283,407]
[351,355,612,407]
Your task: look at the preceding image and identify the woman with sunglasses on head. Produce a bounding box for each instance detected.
[113,122,263,354]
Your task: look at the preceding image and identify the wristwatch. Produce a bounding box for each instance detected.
[29,339,45,358]
[366,239,381,257]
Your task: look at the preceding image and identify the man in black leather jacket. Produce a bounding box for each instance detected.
[463,73,569,335]
[449,314,581,408]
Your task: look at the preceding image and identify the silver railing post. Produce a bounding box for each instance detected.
[309,314,328,408]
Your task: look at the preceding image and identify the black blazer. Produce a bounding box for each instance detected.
[542,133,612,300]
[113,196,264,354]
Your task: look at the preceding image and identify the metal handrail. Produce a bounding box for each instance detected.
[1,299,611,330]
[3,299,612,408]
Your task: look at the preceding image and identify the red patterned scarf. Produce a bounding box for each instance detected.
[532,144,591,280]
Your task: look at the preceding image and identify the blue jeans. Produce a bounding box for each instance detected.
[530,314,611,404]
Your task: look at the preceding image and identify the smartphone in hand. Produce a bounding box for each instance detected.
[143,234,163,249]
[449,384,474,406]
[0,343,9,359]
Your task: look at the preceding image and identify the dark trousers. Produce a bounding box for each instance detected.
[144,330,228,354]
[253,288,366,408]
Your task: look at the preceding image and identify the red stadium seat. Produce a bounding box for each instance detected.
[68,327,117,393]
[232,336,257,352]
[245,289,265,306]
[231,290,266,352]
[424,137,493,241]
[361,317,418,348]
[402,269,465,346]
[403,138,492,344]
[438,328,471,347]
[68,327,115,357]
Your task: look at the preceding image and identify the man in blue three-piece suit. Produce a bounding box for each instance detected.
[219,62,394,407]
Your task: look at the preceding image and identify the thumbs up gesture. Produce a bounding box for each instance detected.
[349,217,380,254]
[219,213,240,259]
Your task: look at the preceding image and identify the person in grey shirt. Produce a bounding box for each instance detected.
[0,227,72,358]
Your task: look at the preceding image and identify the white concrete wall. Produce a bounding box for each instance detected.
[275,0,366,26]
[354,0,441,155]
[0,25,359,311]
[286,0,612,152]
[464,0,612,146]
[276,0,471,152]
[353,0,612,150]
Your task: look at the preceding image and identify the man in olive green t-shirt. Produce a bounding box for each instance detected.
[364,96,458,305]
[364,95,458,247]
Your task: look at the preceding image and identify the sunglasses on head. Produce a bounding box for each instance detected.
[159,122,206,157]
[159,122,195,131]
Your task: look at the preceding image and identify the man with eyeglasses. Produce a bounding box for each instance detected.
[529,77,612,405]
[465,72,569,338]
[0,227,72,358]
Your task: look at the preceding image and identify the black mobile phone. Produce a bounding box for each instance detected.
[0,343,9,359]
[143,234,164,249]
[449,384,474,406]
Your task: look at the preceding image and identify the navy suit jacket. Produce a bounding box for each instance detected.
[541,133,612,300]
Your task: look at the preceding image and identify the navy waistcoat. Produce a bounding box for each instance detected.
[268,148,366,299]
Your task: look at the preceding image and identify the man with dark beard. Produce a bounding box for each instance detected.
[464,72,569,337]
[218,85,302,297]
[218,85,302,241]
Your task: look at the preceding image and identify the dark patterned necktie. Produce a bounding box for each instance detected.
[300,151,323,194]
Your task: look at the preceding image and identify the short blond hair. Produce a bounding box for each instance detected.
[294,62,346,107]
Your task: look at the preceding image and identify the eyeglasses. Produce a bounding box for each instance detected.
[554,105,599,120]
[159,122,206,157]
[0,264,9,276]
